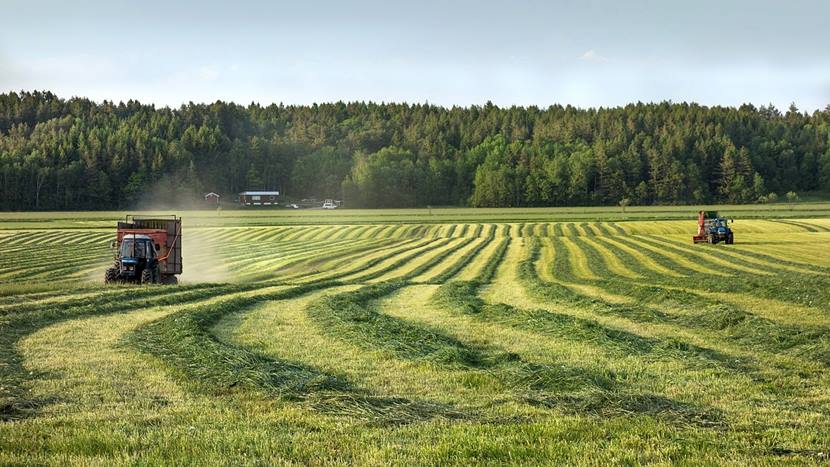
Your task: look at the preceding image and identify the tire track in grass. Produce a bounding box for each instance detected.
[345,225,373,240]
[2,249,110,284]
[621,235,732,276]
[592,236,681,278]
[454,237,508,281]
[370,238,477,283]
[579,236,641,279]
[615,235,830,313]
[720,242,830,275]
[592,223,613,236]
[292,238,430,284]
[770,219,830,233]
[339,238,449,283]
[422,236,494,284]
[369,238,466,283]
[262,238,399,282]
[559,237,601,281]
[635,236,774,276]
[231,240,376,282]
[609,235,706,276]
[130,282,465,425]
[653,236,824,276]
[213,287,476,421]
[427,280,725,425]
[1,283,250,420]
[739,239,830,269]
[578,223,597,236]
[224,238,363,279]
[543,237,628,304]
[306,282,653,418]
[521,239,777,373]
[215,238,353,273]
[279,239,418,283]
[520,238,830,371]
[482,236,830,412]
[408,245,724,426]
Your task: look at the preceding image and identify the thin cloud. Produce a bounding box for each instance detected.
[580,49,608,63]
[198,66,220,81]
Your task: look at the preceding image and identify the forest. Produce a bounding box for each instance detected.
[1,90,829,210]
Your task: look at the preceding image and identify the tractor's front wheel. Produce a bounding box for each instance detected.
[104,267,119,284]
[141,267,157,285]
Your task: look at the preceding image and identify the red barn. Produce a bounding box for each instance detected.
[204,192,221,205]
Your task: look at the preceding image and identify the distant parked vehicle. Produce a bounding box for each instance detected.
[322,199,338,209]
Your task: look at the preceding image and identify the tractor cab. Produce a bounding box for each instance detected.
[710,218,729,234]
[116,234,159,280]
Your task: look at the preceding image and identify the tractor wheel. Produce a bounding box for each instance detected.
[104,267,119,284]
[141,267,156,285]
[727,234,734,244]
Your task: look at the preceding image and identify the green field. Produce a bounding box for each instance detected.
[2,205,830,464]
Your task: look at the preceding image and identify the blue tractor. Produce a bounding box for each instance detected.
[692,211,734,244]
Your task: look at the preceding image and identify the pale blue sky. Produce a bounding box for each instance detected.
[2,0,828,110]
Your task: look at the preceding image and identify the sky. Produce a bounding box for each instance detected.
[1,0,829,110]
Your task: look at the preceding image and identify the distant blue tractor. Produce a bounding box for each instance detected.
[692,211,734,244]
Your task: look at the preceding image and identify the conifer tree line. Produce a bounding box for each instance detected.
[1,90,829,210]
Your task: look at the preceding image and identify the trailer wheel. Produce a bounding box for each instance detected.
[104,267,119,284]
[161,275,178,285]
[141,267,156,285]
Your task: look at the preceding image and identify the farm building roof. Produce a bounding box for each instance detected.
[239,191,280,196]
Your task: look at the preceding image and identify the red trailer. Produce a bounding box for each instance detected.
[106,215,182,284]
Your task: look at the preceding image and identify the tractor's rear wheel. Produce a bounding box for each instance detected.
[104,267,119,284]
[726,233,734,244]
[141,267,156,285]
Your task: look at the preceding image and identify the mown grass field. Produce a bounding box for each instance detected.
[2,206,830,464]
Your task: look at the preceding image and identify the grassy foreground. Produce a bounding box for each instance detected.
[1,206,830,464]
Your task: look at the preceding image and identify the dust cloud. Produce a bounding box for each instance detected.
[111,178,237,284]
[178,232,234,284]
